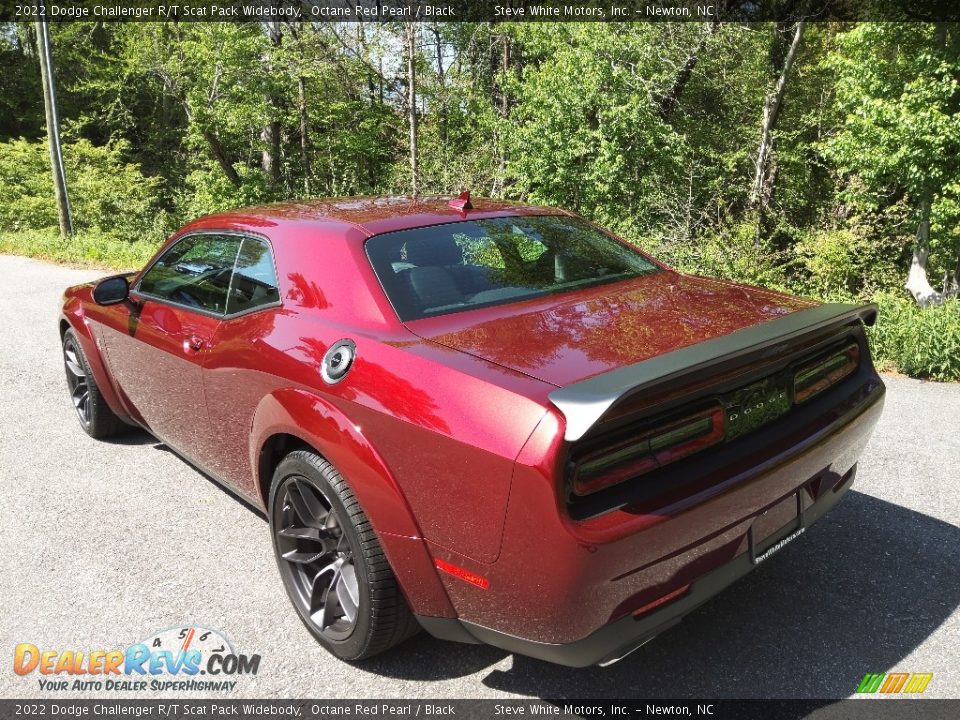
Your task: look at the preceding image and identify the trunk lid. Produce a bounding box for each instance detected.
[403,271,815,388]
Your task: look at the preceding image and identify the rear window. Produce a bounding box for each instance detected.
[365,215,659,321]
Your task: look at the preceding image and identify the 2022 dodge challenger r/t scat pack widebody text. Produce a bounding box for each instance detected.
[59,194,885,667]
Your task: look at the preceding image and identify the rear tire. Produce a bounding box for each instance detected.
[62,328,125,439]
[268,450,419,661]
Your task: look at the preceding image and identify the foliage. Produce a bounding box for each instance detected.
[176,165,271,219]
[793,224,905,299]
[0,137,169,241]
[505,24,692,237]
[0,26,43,139]
[868,293,960,381]
[0,228,157,269]
[647,217,792,293]
[821,23,960,277]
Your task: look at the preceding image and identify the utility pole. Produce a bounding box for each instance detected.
[406,22,418,196]
[36,7,73,237]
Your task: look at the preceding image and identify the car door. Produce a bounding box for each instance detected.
[99,233,241,465]
[199,235,284,497]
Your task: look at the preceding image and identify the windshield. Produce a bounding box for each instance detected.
[365,215,659,321]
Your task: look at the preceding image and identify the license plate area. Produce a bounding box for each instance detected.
[749,491,805,565]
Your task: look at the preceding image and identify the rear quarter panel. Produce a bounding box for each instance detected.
[244,314,553,563]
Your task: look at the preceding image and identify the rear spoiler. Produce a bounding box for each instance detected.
[549,303,877,442]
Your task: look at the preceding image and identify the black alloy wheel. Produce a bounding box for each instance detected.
[273,475,361,641]
[63,334,92,427]
[62,328,124,438]
[268,451,419,661]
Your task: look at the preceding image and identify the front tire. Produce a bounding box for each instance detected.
[62,328,125,438]
[268,450,419,661]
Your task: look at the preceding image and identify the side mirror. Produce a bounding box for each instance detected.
[92,276,130,306]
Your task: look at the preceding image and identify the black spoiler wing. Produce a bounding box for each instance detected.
[548,302,878,442]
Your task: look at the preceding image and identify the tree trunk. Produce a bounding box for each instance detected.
[906,196,944,306]
[905,24,950,306]
[298,75,312,195]
[36,13,72,237]
[948,253,960,298]
[490,34,513,197]
[499,35,511,118]
[750,21,806,211]
[261,21,283,188]
[658,22,719,120]
[261,121,282,186]
[289,23,312,196]
[202,129,242,187]
[358,24,377,104]
[432,24,448,144]
[406,22,418,196]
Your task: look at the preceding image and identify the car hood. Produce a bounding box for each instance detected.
[403,271,816,388]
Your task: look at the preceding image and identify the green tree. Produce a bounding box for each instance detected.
[823,23,960,304]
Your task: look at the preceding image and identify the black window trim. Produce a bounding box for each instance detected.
[132,229,283,320]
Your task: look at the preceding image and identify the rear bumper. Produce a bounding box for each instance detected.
[419,462,856,667]
[419,373,884,664]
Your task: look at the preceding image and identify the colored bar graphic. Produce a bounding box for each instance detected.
[856,673,885,693]
[856,672,932,694]
[880,673,909,693]
[903,674,933,694]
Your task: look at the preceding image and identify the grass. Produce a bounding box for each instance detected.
[0,228,158,271]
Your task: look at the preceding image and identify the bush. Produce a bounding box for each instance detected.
[0,138,169,242]
[0,228,157,270]
[793,226,904,299]
[867,292,960,381]
[176,164,274,220]
[644,219,792,293]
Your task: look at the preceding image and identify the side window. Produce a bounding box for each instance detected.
[226,237,280,315]
[137,234,240,315]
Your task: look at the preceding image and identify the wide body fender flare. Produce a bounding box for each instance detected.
[60,303,132,423]
[250,387,456,617]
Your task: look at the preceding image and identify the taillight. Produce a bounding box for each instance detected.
[572,405,725,496]
[793,343,860,403]
[569,340,862,498]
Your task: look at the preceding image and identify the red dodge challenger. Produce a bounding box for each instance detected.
[60,195,885,666]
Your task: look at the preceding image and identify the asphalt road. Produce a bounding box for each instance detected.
[0,253,957,701]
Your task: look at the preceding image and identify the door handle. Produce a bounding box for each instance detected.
[186,335,208,352]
